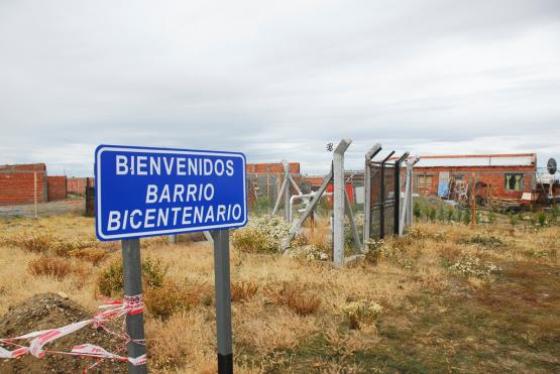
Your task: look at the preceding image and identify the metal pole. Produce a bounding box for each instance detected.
[394,160,400,235]
[121,239,148,374]
[363,144,382,246]
[212,229,233,374]
[333,139,352,267]
[283,161,290,222]
[394,153,410,236]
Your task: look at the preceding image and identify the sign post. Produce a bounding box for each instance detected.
[212,229,233,373]
[95,145,247,373]
[121,239,147,374]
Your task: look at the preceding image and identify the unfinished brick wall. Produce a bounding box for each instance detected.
[246,162,300,174]
[67,177,93,195]
[47,176,67,201]
[0,164,48,206]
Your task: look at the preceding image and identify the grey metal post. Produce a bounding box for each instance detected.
[212,229,233,374]
[272,179,288,216]
[394,153,410,236]
[168,235,176,244]
[400,161,411,236]
[281,168,333,250]
[363,145,382,245]
[283,160,290,222]
[407,158,419,227]
[379,151,395,240]
[333,139,352,267]
[121,239,148,374]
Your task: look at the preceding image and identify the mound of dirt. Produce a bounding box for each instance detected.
[0,293,127,373]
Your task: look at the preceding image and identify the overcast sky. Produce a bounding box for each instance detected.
[1,0,559,176]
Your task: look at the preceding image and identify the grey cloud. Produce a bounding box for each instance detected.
[0,0,559,176]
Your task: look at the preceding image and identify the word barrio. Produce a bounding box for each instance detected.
[95,145,246,374]
[95,145,247,240]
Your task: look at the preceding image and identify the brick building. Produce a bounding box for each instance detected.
[0,163,69,206]
[413,153,537,203]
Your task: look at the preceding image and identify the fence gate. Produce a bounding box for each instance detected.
[366,152,409,241]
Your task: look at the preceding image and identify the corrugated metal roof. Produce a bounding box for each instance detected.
[415,154,535,168]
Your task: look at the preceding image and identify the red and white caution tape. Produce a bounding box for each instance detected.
[0,294,146,369]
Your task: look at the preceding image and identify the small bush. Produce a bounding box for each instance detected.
[364,239,384,264]
[69,247,109,265]
[97,256,167,297]
[272,283,321,316]
[459,234,504,248]
[538,212,547,227]
[231,280,258,302]
[28,257,72,280]
[341,299,383,329]
[231,227,276,253]
[145,280,194,320]
[19,235,53,253]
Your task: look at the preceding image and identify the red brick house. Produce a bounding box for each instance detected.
[413,153,537,204]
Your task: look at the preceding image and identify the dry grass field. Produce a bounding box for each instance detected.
[0,212,559,373]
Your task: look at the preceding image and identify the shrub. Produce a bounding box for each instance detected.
[428,207,437,222]
[28,257,72,280]
[448,254,501,278]
[272,283,321,316]
[341,299,383,329]
[18,234,53,253]
[459,234,504,248]
[364,239,384,264]
[488,211,496,224]
[509,213,519,226]
[231,227,276,253]
[144,280,195,320]
[413,202,422,219]
[231,280,258,302]
[538,212,547,227]
[97,257,167,297]
[69,247,109,265]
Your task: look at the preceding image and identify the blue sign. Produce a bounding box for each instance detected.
[95,145,247,241]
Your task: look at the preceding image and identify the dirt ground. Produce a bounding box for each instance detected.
[0,212,559,373]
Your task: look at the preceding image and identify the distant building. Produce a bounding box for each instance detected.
[0,163,68,206]
[412,153,537,204]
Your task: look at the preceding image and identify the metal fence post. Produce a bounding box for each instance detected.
[283,160,290,222]
[363,144,382,247]
[333,139,352,267]
[212,229,233,374]
[394,153,410,235]
[121,239,148,374]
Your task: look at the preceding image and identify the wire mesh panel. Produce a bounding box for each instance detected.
[368,162,402,240]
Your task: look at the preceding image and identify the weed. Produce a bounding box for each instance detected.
[68,247,108,265]
[459,234,504,249]
[231,280,258,302]
[27,257,72,280]
[144,280,196,320]
[272,282,321,316]
[232,227,276,253]
[538,212,547,227]
[448,254,501,278]
[341,299,383,329]
[96,256,167,297]
[17,234,53,253]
